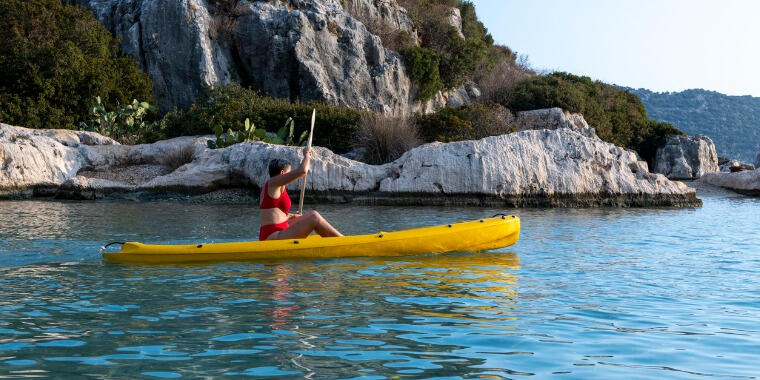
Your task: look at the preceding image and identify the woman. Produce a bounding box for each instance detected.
[259,148,343,241]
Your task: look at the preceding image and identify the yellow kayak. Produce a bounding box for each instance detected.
[102,215,520,264]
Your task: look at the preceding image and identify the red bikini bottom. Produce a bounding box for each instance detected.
[259,220,289,241]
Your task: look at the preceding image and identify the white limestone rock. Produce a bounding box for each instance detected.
[0,123,699,206]
[0,124,86,193]
[701,169,760,196]
[379,129,685,202]
[444,7,464,38]
[515,108,591,131]
[514,108,596,139]
[654,135,719,179]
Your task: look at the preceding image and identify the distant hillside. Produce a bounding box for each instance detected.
[623,88,760,162]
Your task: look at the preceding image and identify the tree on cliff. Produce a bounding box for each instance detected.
[0,0,153,130]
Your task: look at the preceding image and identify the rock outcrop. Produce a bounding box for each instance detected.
[0,123,699,207]
[515,108,590,131]
[654,135,718,179]
[719,159,755,173]
[72,0,424,115]
[701,170,760,196]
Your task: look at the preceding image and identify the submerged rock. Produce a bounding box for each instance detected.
[701,169,760,196]
[0,123,699,207]
[654,135,718,179]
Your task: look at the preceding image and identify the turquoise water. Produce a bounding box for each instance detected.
[0,192,758,378]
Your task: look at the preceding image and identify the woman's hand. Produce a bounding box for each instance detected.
[300,147,311,173]
[288,212,301,219]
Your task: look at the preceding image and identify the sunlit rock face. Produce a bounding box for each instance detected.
[71,0,417,115]
[1,123,699,206]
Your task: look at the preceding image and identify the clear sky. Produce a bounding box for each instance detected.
[471,0,760,96]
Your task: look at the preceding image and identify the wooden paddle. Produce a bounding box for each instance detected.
[297,109,315,215]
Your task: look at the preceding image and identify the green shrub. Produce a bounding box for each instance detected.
[416,107,474,143]
[0,0,153,130]
[399,47,442,102]
[436,27,488,89]
[416,103,513,143]
[161,84,361,153]
[500,72,684,164]
[397,0,490,93]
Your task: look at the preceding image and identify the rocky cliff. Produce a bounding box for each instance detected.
[0,122,699,207]
[71,0,433,115]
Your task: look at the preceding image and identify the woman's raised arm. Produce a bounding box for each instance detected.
[268,148,311,188]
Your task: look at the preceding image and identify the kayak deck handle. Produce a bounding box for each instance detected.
[100,241,126,254]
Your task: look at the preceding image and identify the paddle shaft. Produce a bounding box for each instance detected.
[297,109,315,215]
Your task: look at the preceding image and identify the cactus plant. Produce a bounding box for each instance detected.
[207,117,308,149]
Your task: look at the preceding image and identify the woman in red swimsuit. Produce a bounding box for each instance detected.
[259,148,343,241]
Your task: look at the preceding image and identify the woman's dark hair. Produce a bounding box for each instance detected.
[268,159,291,177]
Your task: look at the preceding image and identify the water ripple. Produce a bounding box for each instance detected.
[0,197,757,377]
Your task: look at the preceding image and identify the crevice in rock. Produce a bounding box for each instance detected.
[229,42,253,89]
[288,54,302,102]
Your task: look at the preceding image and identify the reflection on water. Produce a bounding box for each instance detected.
[0,195,759,378]
[0,253,522,378]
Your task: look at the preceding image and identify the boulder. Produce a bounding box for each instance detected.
[514,108,596,138]
[701,170,760,196]
[73,0,416,115]
[0,123,699,207]
[444,7,464,38]
[444,86,471,108]
[515,108,590,131]
[719,159,755,173]
[654,135,718,179]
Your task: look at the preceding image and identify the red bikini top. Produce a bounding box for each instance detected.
[260,181,291,215]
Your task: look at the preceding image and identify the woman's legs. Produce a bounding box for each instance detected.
[267,211,343,240]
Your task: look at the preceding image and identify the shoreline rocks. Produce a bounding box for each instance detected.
[1,123,700,207]
[700,170,760,197]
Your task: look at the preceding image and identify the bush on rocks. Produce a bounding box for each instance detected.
[353,113,421,164]
[400,47,442,102]
[416,102,514,143]
[499,72,684,164]
[398,0,494,93]
[0,0,154,130]
[160,84,362,153]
